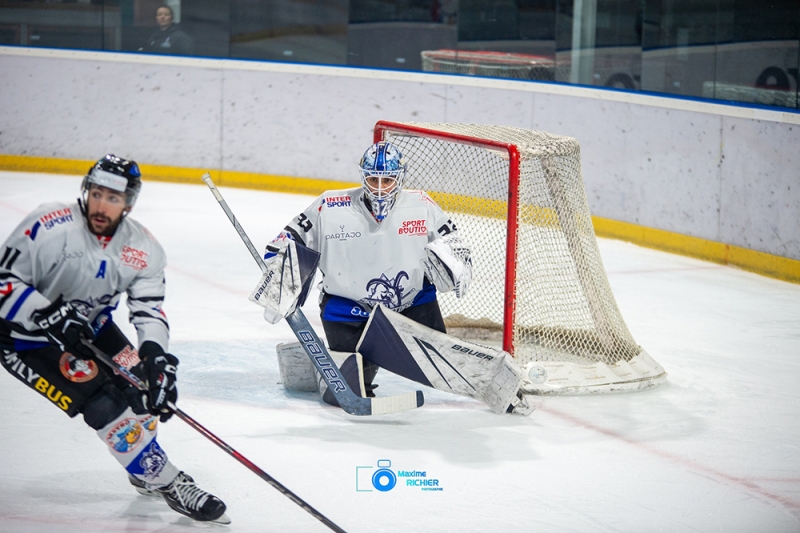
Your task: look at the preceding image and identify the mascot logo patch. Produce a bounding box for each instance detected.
[140,441,168,481]
[59,352,99,383]
[365,271,414,309]
[106,418,144,454]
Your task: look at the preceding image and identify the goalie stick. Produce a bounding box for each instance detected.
[79,339,347,533]
[201,173,424,416]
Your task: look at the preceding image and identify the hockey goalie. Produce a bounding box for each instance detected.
[249,141,533,415]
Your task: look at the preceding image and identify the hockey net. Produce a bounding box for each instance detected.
[374,121,666,394]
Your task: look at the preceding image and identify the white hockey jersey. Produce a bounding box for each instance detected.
[280,187,460,312]
[0,201,169,351]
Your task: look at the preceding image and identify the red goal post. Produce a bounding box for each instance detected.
[373,121,666,394]
[374,122,522,354]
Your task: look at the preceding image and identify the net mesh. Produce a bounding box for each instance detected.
[378,122,642,367]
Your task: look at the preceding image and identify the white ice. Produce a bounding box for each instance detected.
[1,172,798,533]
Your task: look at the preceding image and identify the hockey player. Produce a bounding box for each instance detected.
[252,142,533,415]
[0,155,228,523]
[251,141,474,406]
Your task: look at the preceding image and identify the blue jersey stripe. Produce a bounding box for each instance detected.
[6,286,36,321]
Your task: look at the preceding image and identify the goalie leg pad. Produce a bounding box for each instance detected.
[276,342,319,392]
[483,354,525,415]
[356,305,523,413]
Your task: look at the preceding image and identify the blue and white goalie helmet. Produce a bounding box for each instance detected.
[358,141,406,221]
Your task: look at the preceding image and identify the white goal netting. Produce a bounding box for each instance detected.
[376,122,666,394]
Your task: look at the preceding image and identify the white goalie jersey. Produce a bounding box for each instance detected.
[279,187,464,312]
[0,201,169,350]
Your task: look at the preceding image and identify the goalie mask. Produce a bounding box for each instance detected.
[358,141,406,222]
[81,154,142,210]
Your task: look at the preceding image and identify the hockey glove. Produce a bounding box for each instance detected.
[250,237,303,324]
[140,341,179,422]
[422,235,473,298]
[31,296,95,359]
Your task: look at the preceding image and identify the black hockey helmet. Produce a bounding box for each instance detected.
[81,154,142,208]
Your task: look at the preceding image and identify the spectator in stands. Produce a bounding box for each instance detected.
[140,5,194,56]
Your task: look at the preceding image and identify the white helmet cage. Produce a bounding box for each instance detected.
[358,141,406,221]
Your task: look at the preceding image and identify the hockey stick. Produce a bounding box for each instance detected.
[201,173,423,416]
[80,339,348,533]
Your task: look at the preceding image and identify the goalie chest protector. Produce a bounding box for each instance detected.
[290,188,450,312]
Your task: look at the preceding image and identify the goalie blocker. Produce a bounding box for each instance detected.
[249,238,319,324]
[356,306,533,415]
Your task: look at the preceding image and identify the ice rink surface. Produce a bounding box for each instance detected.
[1,172,799,533]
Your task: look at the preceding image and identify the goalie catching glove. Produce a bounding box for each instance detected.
[422,233,473,298]
[250,233,320,324]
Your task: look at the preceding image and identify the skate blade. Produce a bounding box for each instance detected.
[211,512,231,525]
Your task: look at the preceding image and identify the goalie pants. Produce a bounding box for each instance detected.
[319,296,446,407]
[0,322,179,486]
[320,296,447,353]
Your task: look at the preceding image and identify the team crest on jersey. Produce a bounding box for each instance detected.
[106,418,144,454]
[112,345,141,370]
[365,271,415,309]
[24,208,74,241]
[59,352,99,383]
[120,245,148,270]
[398,219,427,236]
[325,195,352,208]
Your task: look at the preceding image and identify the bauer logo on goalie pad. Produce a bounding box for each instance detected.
[357,305,524,414]
[450,345,494,360]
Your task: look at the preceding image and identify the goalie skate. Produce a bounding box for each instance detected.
[157,471,230,524]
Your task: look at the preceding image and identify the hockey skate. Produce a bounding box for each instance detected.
[128,474,158,496]
[155,471,230,524]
